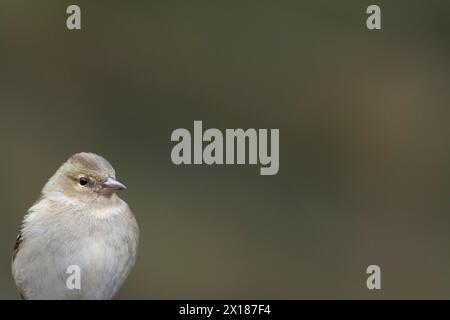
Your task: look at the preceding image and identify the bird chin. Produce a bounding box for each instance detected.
[99,188,117,197]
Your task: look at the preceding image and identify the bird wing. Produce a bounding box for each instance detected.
[12,229,29,299]
[12,200,41,263]
[12,231,23,262]
[12,206,36,300]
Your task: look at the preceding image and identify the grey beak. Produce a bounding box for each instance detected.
[102,177,127,191]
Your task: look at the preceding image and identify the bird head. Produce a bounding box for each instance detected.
[42,152,127,204]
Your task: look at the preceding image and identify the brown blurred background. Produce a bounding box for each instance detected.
[0,1,449,299]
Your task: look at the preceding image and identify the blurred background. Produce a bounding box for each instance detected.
[0,0,449,299]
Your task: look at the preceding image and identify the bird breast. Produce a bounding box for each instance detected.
[12,197,139,300]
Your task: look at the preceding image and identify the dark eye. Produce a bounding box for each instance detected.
[79,177,88,186]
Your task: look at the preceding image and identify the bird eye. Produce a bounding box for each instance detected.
[79,177,88,186]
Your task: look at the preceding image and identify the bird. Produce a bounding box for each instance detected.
[11,152,139,299]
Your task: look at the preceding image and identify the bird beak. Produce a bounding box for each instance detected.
[102,177,127,192]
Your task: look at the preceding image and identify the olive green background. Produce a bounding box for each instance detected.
[0,1,449,299]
